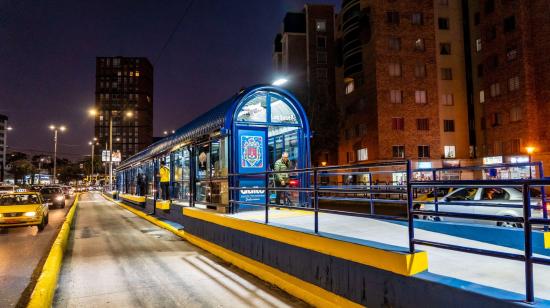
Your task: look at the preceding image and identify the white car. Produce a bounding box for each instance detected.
[418,187,547,228]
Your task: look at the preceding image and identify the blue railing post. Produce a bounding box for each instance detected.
[539,162,548,232]
[265,171,269,224]
[314,168,319,233]
[406,160,415,253]
[368,172,374,214]
[522,183,534,303]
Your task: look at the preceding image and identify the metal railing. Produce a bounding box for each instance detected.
[228,160,550,304]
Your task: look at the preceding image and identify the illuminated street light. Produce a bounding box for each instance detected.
[2,126,13,181]
[526,146,536,179]
[7,126,13,131]
[49,125,67,184]
[272,78,288,86]
[526,146,536,155]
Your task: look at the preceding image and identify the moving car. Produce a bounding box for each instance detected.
[0,192,49,231]
[40,186,66,209]
[417,187,547,227]
[0,185,17,195]
[61,185,75,197]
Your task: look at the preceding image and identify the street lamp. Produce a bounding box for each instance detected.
[38,158,44,184]
[526,146,536,179]
[89,108,133,191]
[272,78,288,86]
[49,125,66,184]
[89,137,98,183]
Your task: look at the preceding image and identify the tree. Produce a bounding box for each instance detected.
[9,159,35,184]
[57,163,84,184]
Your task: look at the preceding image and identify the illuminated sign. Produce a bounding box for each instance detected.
[510,156,529,164]
[483,156,503,165]
[417,162,432,169]
[102,150,110,162]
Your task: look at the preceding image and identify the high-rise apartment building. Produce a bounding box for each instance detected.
[273,5,339,166]
[469,0,550,174]
[95,57,153,160]
[335,0,471,175]
[0,114,8,182]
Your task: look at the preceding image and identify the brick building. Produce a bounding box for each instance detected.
[95,57,154,160]
[335,0,472,176]
[470,0,550,176]
[273,5,339,166]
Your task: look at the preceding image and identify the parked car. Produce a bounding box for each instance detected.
[0,192,49,231]
[39,186,66,209]
[417,187,546,227]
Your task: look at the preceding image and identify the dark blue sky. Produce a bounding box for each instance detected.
[0,0,339,159]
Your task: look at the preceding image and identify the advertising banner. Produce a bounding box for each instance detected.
[237,128,267,205]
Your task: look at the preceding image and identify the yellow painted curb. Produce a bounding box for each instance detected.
[184,207,428,276]
[103,194,363,308]
[119,193,146,204]
[27,194,80,308]
[544,232,550,249]
[156,200,171,210]
[101,194,184,238]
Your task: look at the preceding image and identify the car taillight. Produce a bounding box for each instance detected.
[289,179,299,187]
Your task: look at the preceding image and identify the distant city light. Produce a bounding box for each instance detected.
[272,78,288,86]
[88,108,98,116]
[6,126,13,131]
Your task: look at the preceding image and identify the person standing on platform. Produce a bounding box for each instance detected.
[274,152,290,205]
[136,173,143,196]
[159,161,171,201]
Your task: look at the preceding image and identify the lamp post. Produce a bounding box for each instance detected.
[2,126,12,182]
[89,108,133,191]
[49,125,66,184]
[89,137,98,183]
[526,146,536,179]
[38,158,44,184]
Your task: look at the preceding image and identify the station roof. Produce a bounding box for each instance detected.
[117,84,306,170]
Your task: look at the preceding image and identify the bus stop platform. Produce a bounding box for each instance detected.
[231,208,550,304]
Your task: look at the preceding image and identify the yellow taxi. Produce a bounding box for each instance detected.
[0,192,49,231]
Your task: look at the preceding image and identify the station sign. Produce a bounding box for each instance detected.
[102,150,110,162]
[101,150,122,162]
[237,128,267,205]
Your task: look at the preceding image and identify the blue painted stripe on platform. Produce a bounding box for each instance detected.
[416,271,550,307]
[389,219,550,256]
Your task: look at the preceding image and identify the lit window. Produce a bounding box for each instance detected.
[130,71,134,77]
[415,90,427,104]
[357,148,368,161]
[389,62,401,76]
[508,76,520,91]
[414,38,425,51]
[390,90,403,103]
[345,78,355,94]
[444,145,456,158]
[476,38,482,52]
[479,90,485,103]
[441,94,454,105]
[316,20,326,32]
[135,71,140,77]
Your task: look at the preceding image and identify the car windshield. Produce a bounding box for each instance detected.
[40,188,61,194]
[0,194,40,206]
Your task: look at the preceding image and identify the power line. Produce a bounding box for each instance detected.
[153,0,195,65]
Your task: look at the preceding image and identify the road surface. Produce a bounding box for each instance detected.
[54,192,306,307]
[0,196,75,308]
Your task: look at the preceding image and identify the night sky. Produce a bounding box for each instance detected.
[0,0,339,160]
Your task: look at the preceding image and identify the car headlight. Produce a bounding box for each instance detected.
[0,213,4,218]
[55,195,64,201]
[24,212,37,217]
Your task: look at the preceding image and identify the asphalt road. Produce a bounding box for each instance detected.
[54,192,306,307]
[0,195,76,308]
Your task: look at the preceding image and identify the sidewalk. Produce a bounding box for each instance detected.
[53,193,306,307]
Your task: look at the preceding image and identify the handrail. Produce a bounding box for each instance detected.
[227,159,549,304]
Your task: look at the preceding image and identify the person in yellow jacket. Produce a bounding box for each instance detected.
[159,161,170,201]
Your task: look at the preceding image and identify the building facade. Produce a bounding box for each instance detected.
[273,5,339,166]
[469,0,550,175]
[0,114,8,182]
[95,57,154,160]
[335,0,472,175]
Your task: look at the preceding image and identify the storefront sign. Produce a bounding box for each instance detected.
[510,156,529,164]
[442,160,460,168]
[417,162,432,169]
[483,156,503,165]
[237,128,268,207]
